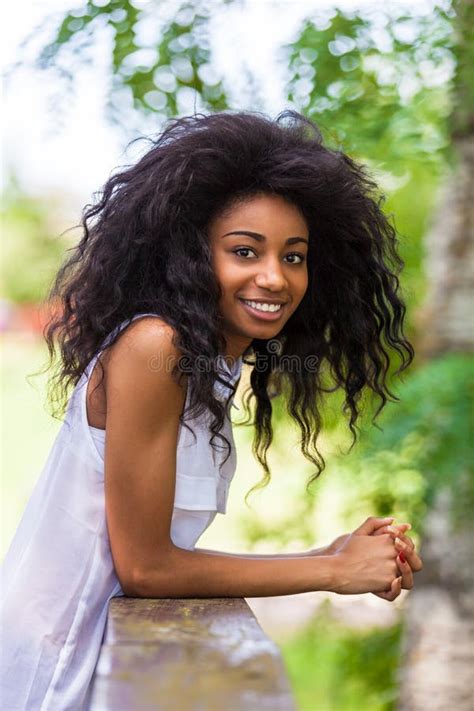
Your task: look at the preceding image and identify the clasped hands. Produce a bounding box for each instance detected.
[311,516,423,602]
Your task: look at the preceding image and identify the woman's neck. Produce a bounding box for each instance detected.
[220,335,252,362]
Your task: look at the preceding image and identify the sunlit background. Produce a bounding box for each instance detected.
[2,1,473,709]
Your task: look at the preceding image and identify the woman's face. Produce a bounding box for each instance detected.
[208,193,309,359]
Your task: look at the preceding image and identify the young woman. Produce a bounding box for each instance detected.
[1,110,423,710]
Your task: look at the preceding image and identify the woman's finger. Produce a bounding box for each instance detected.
[371,523,423,573]
[394,537,423,572]
[373,576,403,602]
[373,523,411,538]
[395,532,415,551]
[396,552,414,589]
[378,527,423,569]
[353,517,395,536]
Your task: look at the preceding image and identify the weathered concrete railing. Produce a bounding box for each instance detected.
[89,597,296,710]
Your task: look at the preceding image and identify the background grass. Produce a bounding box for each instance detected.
[281,602,402,711]
[1,334,61,556]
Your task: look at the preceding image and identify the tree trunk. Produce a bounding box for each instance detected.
[397,488,474,710]
[415,135,474,356]
[397,2,474,705]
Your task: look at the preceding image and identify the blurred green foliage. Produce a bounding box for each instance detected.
[382,163,439,316]
[37,0,228,125]
[451,0,474,136]
[34,2,456,171]
[281,602,402,711]
[239,354,473,551]
[349,354,474,531]
[284,8,454,171]
[1,182,68,304]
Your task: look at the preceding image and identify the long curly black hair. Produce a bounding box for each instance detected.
[44,110,414,498]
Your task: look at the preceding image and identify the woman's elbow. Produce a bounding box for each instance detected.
[119,552,180,598]
[114,564,143,597]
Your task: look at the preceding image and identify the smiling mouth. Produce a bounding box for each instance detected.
[238,298,287,320]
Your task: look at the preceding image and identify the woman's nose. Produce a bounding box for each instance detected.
[254,259,288,291]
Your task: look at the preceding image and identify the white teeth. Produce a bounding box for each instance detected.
[243,300,283,313]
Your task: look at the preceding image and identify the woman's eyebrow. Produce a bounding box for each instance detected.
[222,230,308,245]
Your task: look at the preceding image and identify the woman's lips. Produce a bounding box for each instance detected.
[238,298,287,321]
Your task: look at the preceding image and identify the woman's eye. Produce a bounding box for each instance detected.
[232,248,306,263]
[285,253,306,264]
[233,247,256,259]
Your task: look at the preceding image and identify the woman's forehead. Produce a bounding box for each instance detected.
[209,193,309,234]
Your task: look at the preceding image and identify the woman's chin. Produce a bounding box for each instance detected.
[239,323,283,341]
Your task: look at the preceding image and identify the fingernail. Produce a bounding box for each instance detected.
[399,551,406,564]
[394,537,406,549]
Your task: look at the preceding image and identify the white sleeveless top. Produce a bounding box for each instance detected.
[0,313,242,710]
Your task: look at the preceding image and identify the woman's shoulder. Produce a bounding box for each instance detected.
[106,315,179,358]
[104,315,185,393]
[86,315,186,429]
[105,316,187,418]
[119,314,176,344]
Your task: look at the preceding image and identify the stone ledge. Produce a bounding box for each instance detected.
[89,597,296,710]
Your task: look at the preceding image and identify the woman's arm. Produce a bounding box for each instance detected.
[195,521,418,561]
[136,547,337,598]
[194,547,328,559]
[103,319,399,600]
[133,524,399,599]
